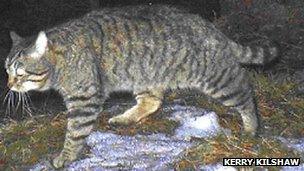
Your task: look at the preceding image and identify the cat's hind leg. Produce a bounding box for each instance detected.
[109,89,163,125]
[199,66,260,135]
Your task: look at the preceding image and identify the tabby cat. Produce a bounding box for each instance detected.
[5,5,278,168]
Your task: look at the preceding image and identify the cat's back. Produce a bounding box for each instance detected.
[47,5,210,50]
[69,5,211,37]
[48,4,219,50]
[87,5,191,22]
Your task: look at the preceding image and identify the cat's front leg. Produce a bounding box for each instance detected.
[53,95,103,168]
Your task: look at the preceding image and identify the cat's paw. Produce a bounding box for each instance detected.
[52,155,64,169]
[31,160,56,171]
[52,153,76,169]
[108,114,135,126]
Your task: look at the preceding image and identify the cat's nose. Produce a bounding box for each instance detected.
[7,81,13,89]
[7,77,16,89]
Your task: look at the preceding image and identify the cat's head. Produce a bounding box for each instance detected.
[5,31,52,92]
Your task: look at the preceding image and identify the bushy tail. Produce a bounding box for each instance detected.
[230,39,280,65]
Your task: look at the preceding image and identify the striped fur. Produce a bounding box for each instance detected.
[5,5,278,168]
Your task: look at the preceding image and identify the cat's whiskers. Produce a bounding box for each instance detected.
[16,92,21,110]
[5,91,13,116]
[25,92,32,105]
[3,89,10,106]
[12,92,16,113]
[23,93,33,117]
[3,91,9,116]
[10,91,14,114]
[3,88,34,117]
[22,93,25,115]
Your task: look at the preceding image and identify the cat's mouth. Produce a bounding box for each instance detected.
[8,74,49,92]
[10,82,42,92]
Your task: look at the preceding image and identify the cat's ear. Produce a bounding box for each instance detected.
[10,31,22,44]
[31,31,48,59]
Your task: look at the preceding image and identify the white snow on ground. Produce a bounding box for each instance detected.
[278,137,304,153]
[283,164,304,171]
[278,137,304,171]
[166,105,223,139]
[69,132,193,170]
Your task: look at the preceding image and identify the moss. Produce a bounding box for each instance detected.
[96,110,179,136]
[197,98,229,116]
[0,115,66,169]
[253,73,296,102]
[250,72,304,137]
[288,98,304,113]
[176,133,301,170]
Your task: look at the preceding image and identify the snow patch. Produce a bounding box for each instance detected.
[278,137,304,153]
[167,105,222,139]
[67,132,193,170]
[283,164,304,171]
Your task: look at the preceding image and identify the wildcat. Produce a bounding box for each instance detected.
[5,5,278,168]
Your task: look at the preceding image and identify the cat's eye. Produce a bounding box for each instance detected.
[17,50,23,57]
[16,68,26,77]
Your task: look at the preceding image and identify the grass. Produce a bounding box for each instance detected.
[175,134,301,170]
[0,71,303,170]
[0,114,66,170]
[253,73,304,137]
